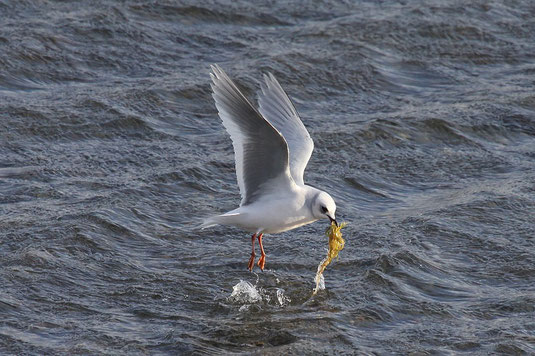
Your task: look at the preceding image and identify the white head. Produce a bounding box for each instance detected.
[311,191,338,225]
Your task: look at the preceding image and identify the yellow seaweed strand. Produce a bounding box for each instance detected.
[313,221,347,295]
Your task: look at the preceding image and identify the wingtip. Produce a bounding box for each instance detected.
[211,64,235,87]
[262,72,282,91]
[210,64,223,78]
[210,65,227,89]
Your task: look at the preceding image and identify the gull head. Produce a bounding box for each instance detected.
[312,191,337,226]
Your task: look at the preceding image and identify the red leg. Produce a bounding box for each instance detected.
[257,233,266,271]
[247,233,256,271]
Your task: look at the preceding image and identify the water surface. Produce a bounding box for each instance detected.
[1,0,535,354]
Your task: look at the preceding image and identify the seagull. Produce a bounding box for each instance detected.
[203,64,338,271]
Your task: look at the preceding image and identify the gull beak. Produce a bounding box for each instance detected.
[328,214,338,227]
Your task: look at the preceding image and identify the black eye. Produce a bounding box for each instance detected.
[321,206,328,213]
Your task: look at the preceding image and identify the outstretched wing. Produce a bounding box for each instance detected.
[257,73,314,186]
[210,65,294,206]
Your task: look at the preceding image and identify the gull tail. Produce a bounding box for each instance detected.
[200,211,242,230]
[200,216,219,230]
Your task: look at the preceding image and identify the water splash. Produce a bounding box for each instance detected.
[227,280,291,307]
[229,280,262,304]
[313,264,326,294]
[276,288,291,306]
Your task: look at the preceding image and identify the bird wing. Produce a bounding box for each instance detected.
[210,65,295,206]
[257,73,314,186]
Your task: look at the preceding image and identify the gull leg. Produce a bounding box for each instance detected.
[257,233,266,271]
[247,233,256,271]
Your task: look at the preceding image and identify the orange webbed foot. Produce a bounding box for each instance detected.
[247,233,256,271]
[247,252,256,271]
[256,233,266,271]
[257,254,265,271]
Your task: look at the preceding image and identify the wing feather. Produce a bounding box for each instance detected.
[258,73,314,185]
[210,65,294,205]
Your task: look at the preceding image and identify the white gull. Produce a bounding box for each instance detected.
[202,64,338,271]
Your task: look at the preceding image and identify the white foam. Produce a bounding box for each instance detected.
[229,280,262,304]
[276,288,291,306]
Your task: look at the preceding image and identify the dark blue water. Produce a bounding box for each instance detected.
[1,0,535,354]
